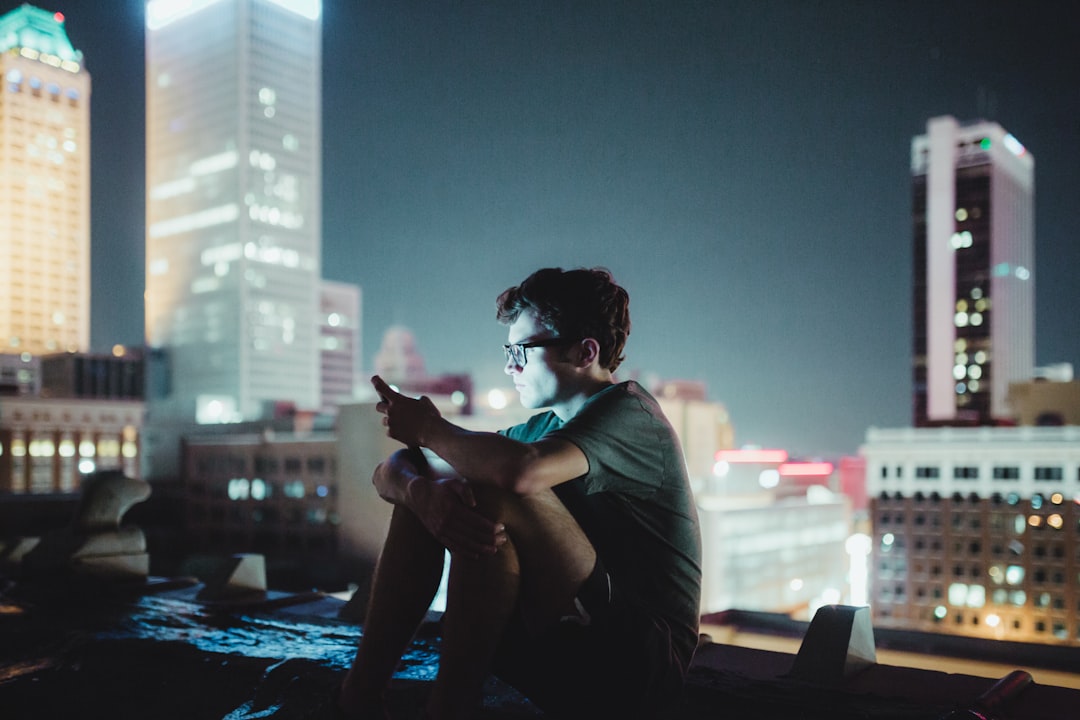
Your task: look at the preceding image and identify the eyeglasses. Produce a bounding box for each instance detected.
[503,337,581,368]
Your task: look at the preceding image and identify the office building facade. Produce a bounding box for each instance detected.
[318,280,361,415]
[912,116,1034,427]
[0,5,90,355]
[864,426,1080,647]
[145,0,323,424]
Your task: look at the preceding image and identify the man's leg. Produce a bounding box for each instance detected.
[425,486,597,720]
[338,503,446,718]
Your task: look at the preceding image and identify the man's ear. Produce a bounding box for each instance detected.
[577,338,601,368]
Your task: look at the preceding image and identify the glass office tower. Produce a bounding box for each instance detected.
[145,0,322,423]
[0,5,90,355]
[912,116,1034,427]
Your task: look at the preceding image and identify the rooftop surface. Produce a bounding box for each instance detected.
[1,576,1077,720]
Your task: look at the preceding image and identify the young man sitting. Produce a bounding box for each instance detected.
[338,267,702,720]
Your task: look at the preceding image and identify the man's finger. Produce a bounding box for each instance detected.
[370,375,398,401]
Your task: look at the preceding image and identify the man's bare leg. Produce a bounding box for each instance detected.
[426,534,521,720]
[425,487,597,720]
[338,504,446,718]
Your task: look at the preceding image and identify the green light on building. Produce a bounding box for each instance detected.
[0,4,82,63]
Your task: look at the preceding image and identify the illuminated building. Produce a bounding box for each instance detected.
[0,5,90,355]
[318,280,361,415]
[698,449,852,617]
[144,0,323,424]
[182,430,342,587]
[863,426,1080,647]
[0,351,145,493]
[912,116,1034,427]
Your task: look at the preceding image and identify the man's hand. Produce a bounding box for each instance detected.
[409,476,508,559]
[372,375,441,448]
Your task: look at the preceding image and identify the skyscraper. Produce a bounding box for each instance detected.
[0,5,90,355]
[912,116,1035,427]
[144,0,322,423]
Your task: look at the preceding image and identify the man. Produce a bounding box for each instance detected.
[338,267,702,720]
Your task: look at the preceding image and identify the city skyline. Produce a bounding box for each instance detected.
[15,0,1080,458]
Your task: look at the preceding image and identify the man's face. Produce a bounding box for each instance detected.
[504,310,573,410]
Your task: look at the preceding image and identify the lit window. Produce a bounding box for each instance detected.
[228,478,250,501]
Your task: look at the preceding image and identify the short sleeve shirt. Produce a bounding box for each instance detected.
[502,380,702,668]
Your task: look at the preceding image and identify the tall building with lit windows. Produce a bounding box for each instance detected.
[912,116,1035,427]
[863,426,1080,647]
[0,5,90,355]
[144,0,322,424]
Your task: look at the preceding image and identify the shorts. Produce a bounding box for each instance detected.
[490,559,686,719]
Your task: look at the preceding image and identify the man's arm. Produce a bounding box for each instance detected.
[372,375,588,495]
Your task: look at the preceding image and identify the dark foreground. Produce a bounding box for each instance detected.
[1,577,1076,720]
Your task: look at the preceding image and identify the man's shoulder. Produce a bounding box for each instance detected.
[503,410,562,441]
[583,380,658,413]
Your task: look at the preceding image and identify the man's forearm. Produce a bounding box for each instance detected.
[420,416,532,491]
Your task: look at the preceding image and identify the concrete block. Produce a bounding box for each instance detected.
[74,470,152,531]
[196,553,268,602]
[788,604,876,685]
[0,537,41,567]
[73,552,150,579]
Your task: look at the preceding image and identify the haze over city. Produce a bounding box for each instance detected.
[24,0,1079,457]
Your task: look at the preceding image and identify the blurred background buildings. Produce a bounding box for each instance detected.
[1,0,1078,686]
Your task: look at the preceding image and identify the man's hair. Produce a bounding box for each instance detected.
[495,267,631,373]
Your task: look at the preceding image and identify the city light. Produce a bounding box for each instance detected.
[487,389,508,410]
[777,461,834,477]
[714,448,787,464]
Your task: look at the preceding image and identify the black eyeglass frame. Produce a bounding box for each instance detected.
[502,337,582,368]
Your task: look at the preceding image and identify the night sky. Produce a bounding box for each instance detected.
[14,0,1080,458]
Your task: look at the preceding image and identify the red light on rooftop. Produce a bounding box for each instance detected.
[54,12,64,23]
[778,462,835,477]
[714,449,788,464]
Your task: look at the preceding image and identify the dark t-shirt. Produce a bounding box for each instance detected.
[502,380,703,670]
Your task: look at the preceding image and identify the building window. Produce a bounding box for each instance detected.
[1034,466,1063,481]
[916,466,940,479]
[993,466,1020,480]
[954,466,979,479]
